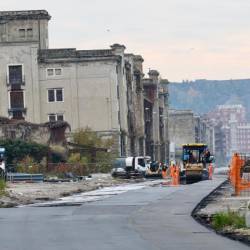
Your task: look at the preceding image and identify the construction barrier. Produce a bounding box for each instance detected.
[7,173,44,182]
[229,153,250,196]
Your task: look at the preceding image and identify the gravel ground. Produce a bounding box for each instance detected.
[0,174,141,207]
[198,181,249,215]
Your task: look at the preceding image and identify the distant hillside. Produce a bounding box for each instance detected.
[169,79,250,118]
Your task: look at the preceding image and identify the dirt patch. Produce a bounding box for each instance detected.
[192,179,250,246]
[0,174,143,208]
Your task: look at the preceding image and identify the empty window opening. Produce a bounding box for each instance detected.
[19,29,25,38]
[27,28,33,38]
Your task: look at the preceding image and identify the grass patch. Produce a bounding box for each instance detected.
[212,211,246,230]
[0,179,6,196]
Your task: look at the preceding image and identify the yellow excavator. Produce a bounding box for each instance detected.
[180,144,214,183]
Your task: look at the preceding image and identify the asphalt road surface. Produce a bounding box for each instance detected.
[0,176,248,250]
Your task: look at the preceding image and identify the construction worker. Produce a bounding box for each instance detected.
[161,164,167,179]
[204,149,211,163]
[208,164,213,180]
[170,161,175,178]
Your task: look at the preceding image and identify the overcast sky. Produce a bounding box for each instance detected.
[1,0,250,81]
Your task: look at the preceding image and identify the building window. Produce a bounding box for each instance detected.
[47,68,62,77]
[8,90,25,120]
[48,89,55,102]
[57,114,64,121]
[10,91,24,109]
[47,69,54,76]
[48,113,64,122]
[8,65,23,85]
[47,88,64,102]
[55,68,62,75]
[27,28,33,38]
[56,89,63,102]
[19,29,25,38]
[48,114,56,122]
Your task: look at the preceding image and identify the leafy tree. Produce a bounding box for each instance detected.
[72,127,117,172]
[73,127,103,147]
[68,153,88,165]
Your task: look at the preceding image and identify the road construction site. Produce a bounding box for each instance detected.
[0,174,249,250]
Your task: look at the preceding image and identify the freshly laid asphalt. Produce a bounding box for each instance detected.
[0,176,248,250]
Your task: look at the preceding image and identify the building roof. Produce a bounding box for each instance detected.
[39,48,116,62]
[0,10,51,21]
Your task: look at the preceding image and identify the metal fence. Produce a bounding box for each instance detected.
[229,153,250,196]
[7,173,44,182]
[47,163,112,177]
[7,162,112,179]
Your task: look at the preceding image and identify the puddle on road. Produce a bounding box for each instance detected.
[21,180,165,208]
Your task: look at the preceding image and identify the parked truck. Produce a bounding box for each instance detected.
[111,156,149,178]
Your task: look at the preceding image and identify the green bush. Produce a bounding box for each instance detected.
[0,139,49,165]
[68,153,88,165]
[212,211,246,230]
[72,127,117,169]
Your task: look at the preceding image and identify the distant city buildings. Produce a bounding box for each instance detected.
[207,104,250,160]
[168,104,250,164]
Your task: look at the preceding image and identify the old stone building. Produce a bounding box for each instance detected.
[124,54,145,156]
[169,109,216,162]
[143,70,169,162]
[0,10,170,159]
[168,109,195,159]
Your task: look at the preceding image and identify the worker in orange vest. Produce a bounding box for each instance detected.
[174,165,180,185]
[208,164,213,180]
[161,163,167,179]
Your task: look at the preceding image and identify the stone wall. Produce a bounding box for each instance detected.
[0,117,69,145]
